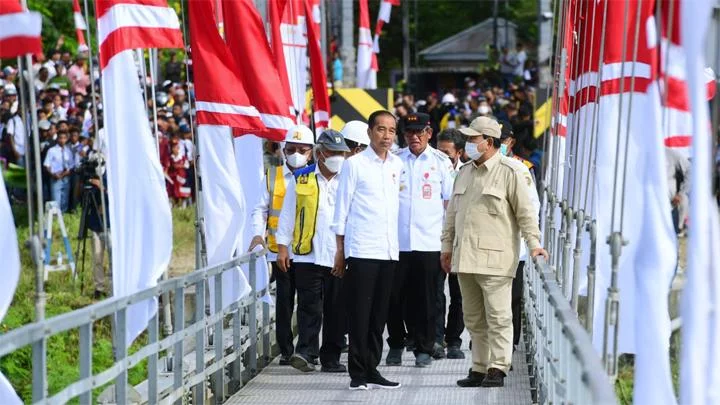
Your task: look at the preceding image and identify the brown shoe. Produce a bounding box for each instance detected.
[480,367,506,387]
[457,369,485,387]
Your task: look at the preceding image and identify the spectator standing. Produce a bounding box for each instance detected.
[499,47,518,87]
[3,85,24,166]
[43,131,75,212]
[68,54,90,96]
[514,44,527,80]
[164,51,183,83]
[332,51,343,88]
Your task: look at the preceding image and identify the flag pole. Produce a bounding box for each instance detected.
[16,56,35,237]
[148,50,161,154]
[82,0,112,283]
[180,0,208,270]
[17,0,47,325]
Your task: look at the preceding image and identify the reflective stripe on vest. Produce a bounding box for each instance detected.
[266,166,285,253]
[292,171,320,255]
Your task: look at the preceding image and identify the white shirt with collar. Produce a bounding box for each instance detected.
[276,165,340,268]
[397,146,454,252]
[251,164,295,262]
[43,144,75,176]
[332,146,404,261]
[6,115,25,156]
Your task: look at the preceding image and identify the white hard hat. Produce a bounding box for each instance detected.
[441,92,457,104]
[284,124,315,145]
[340,120,370,145]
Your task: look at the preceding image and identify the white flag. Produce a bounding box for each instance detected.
[680,0,720,403]
[234,135,272,301]
[0,174,21,404]
[103,50,173,345]
[198,125,251,312]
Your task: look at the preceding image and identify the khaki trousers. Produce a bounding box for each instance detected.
[458,273,513,374]
[92,231,108,291]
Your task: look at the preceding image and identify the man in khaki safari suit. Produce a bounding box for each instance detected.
[440,117,548,388]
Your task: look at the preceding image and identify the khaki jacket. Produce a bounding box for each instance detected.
[441,152,541,277]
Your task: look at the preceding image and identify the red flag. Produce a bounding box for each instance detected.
[0,0,42,58]
[269,0,307,119]
[222,0,295,140]
[95,0,183,68]
[268,0,294,109]
[356,0,375,88]
[304,0,330,129]
[73,0,88,51]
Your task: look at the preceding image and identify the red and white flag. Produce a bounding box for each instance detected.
[189,0,259,313]
[222,0,295,140]
[0,172,21,405]
[680,0,720,402]
[269,0,307,120]
[370,0,399,83]
[304,0,330,129]
[96,0,182,345]
[576,2,676,403]
[356,0,375,89]
[72,0,88,52]
[0,0,42,59]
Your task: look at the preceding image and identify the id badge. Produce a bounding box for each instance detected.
[422,183,432,199]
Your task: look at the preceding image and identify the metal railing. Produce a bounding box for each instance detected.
[0,251,274,404]
[524,257,617,405]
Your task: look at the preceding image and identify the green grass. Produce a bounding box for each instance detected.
[1,204,197,402]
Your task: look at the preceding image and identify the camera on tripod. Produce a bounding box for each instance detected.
[77,150,104,187]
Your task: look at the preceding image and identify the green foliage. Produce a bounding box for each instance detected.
[1,205,196,402]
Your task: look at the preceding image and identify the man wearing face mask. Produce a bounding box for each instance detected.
[276,130,350,373]
[386,113,454,368]
[441,116,548,388]
[340,120,370,156]
[250,124,315,366]
[498,119,540,354]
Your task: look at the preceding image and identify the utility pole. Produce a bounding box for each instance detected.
[493,0,499,50]
[402,0,410,83]
[341,0,355,87]
[537,0,554,104]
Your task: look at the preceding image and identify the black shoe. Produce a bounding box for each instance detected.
[367,375,401,390]
[415,352,432,367]
[385,348,402,366]
[310,357,319,366]
[349,379,368,390]
[321,363,347,373]
[432,342,446,359]
[405,338,416,352]
[278,355,292,365]
[290,354,316,372]
[456,370,485,387]
[446,346,465,359]
[480,367,506,387]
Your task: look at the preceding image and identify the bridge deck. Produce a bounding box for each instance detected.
[226,330,533,405]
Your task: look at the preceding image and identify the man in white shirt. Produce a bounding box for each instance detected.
[385,113,454,368]
[514,43,527,79]
[249,125,314,365]
[4,85,24,166]
[43,131,75,212]
[332,110,404,390]
[434,128,468,359]
[276,130,350,374]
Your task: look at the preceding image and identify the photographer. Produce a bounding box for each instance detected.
[81,151,110,299]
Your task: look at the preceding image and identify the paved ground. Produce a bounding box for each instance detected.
[226,330,533,405]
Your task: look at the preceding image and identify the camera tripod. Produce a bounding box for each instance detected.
[75,183,102,294]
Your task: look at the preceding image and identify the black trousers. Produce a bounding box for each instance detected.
[293,262,345,365]
[435,272,465,347]
[271,261,296,357]
[344,257,396,381]
[386,251,439,355]
[512,261,525,347]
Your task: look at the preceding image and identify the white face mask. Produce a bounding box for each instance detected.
[322,155,345,173]
[478,105,491,115]
[286,152,308,168]
[465,141,484,161]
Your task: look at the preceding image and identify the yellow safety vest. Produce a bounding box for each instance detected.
[266,166,285,253]
[292,170,320,255]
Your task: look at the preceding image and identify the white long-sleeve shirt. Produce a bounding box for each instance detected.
[397,146,455,252]
[251,164,294,262]
[332,146,404,261]
[276,166,339,268]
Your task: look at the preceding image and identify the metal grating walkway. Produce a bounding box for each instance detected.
[226,329,533,405]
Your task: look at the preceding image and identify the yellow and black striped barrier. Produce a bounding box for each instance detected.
[306,88,394,128]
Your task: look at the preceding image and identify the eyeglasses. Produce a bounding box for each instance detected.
[404,129,428,138]
[285,146,311,154]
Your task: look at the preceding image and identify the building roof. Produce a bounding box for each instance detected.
[419,18,517,62]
